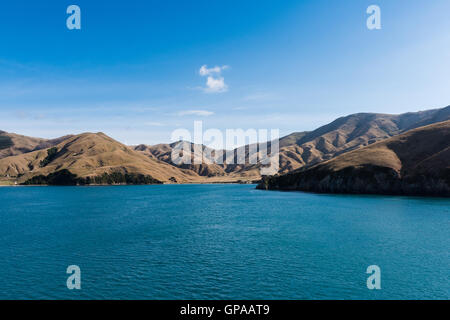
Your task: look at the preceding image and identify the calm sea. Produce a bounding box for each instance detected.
[0,184,448,299]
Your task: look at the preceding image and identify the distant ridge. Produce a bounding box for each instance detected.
[135,105,450,177]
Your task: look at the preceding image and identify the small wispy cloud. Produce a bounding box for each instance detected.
[176,110,214,117]
[199,65,229,93]
[199,65,229,76]
[243,92,277,102]
[144,121,164,127]
[14,110,46,120]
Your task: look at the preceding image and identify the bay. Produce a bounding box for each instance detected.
[0,184,448,299]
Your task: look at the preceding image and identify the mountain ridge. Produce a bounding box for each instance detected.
[134,105,450,176]
[0,132,201,184]
[1,105,449,186]
[258,120,450,196]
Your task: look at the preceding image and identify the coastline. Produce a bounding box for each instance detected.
[0,181,259,187]
[3,182,450,199]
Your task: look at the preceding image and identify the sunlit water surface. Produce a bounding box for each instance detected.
[0,185,448,299]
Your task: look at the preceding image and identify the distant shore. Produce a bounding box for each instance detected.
[0,181,259,187]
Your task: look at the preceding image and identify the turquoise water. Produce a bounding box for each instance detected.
[0,184,448,300]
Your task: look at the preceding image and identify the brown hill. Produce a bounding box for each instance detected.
[274,105,450,172]
[1,105,449,185]
[0,130,71,159]
[258,121,450,196]
[135,142,228,176]
[134,142,263,179]
[0,132,201,184]
[136,106,450,178]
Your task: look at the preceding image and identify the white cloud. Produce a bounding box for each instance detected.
[205,76,227,93]
[198,65,229,93]
[176,110,214,117]
[199,65,229,76]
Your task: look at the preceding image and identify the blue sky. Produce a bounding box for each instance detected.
[0,0,450,145]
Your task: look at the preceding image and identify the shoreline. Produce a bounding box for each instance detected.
[0,182,259,187]
[2,183,450,199]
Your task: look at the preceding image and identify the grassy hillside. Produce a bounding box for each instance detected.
[0,131,72,159]
[136,106,450,178]
[1,105,449,186]
[258,121,450,196]
[0,132,202,184]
